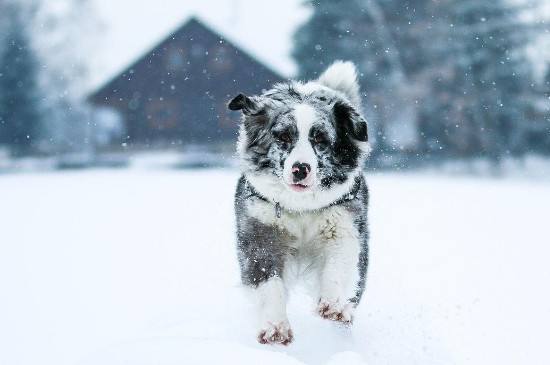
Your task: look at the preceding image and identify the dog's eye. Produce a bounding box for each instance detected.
[280,133,291,142]
[314,135,325,143]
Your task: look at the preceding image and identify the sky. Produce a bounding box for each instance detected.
[88,0,311,92]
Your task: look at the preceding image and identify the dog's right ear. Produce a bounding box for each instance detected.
[334,101,368,142]
[318,61,361,107]
[228,93,264,116]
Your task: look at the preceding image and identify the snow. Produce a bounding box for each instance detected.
[1,168,549,364]
[88,0,311,92]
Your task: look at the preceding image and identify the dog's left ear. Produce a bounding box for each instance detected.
[334,101,368,142]
[228,93,264,116]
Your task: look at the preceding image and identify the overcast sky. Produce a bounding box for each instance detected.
[89,0,311,91]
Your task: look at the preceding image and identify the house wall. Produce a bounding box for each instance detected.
[90,19,284,150]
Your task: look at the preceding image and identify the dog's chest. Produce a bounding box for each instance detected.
[247,199,353,248]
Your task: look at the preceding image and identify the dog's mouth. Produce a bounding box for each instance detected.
[287,181,311,192]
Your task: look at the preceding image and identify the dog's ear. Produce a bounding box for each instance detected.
[228,93,265,116]
[318,61,361,107]
[334,101,368,142]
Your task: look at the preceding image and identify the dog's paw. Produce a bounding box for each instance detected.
[258,321,293,345]
[317,298,355,324]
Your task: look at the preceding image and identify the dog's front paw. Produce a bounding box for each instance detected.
[258,321,293,345]
[317,298,355,324]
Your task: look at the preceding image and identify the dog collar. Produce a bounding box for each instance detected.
[244,176,362,219]
[244,180,282,217]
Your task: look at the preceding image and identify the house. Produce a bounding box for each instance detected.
[88,17,285,150]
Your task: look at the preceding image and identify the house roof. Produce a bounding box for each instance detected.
[88,16,285,103]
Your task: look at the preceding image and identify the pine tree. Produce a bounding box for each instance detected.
[293,0,404,90]
[293,0,537,165]
[0,2,42,156]
[430,0,533,161]
[32,0,101,153]
[293,0,409,160]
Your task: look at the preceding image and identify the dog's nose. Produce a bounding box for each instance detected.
[292,162,311,182]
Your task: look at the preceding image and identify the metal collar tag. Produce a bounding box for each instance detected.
[275,202,281,218]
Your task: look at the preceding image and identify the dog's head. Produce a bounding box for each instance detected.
[230,61,370,199]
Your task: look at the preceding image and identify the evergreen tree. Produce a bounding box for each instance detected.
[293,0,397,87]
[0,1,42,156]
[293,0,537,165]
[32,0,101,153]
[293,0,408,159]
[424,0,533,161]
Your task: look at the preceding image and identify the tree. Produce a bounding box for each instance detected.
[293,0,409,161]
[0,1,43,156]
[32,0,101,153]
[293,0,538,166]
[293,0,397,85]
[442,0,532,161]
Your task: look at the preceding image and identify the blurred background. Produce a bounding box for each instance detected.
[1,1,550,365]
[1,0,549,174]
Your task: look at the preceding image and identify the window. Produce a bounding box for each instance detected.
[165,48,187,72]
[210,45,233,72]
[146,99,181,130]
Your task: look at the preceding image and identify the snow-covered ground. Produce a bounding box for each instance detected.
[0,168,549,364]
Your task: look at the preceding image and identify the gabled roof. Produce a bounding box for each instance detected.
[89,16,284,103]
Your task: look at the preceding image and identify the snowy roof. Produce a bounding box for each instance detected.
[88,0,311,93]
[87,17,285,146]
[88,16,284,101]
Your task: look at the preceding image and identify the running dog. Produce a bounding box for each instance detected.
[229,61,370,345]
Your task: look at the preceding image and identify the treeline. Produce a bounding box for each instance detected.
[0,0,98,156]
[1,0,549,165]
[293,0,550,165]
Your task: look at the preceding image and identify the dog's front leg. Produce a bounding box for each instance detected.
[317,213,361,324]
[254,276,292,345]
[237,218,292,345]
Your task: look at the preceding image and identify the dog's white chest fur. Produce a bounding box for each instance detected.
[247,199,359,279]
[248,199,355,241]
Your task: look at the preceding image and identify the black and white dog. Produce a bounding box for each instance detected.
[229,61,370,345]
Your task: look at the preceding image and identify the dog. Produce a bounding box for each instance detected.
[229,61,370,345]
